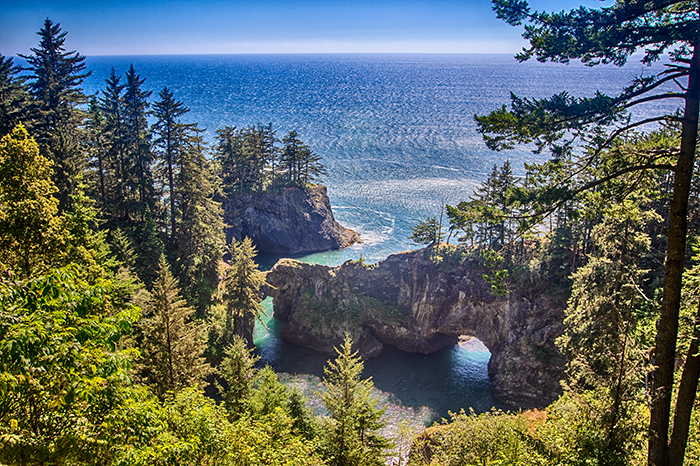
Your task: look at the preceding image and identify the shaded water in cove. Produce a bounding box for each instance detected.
[253,296,506,423]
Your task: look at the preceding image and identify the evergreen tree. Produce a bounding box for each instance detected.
[98,68,127,217]
[213,237,265,349]
[408,216,443,246]
[110,227,138,272]
[0,54,30,138]
[123,65,155,219]
[20,19,90,211]
[477,3,700,462]
[0,123,66,278]
[558,200,654,460]
[152,87,191,238]
[215,125,243,196]
[216,123,279,195]
[281,130,325,187]
[85,96,109,212]
[138,257,211,398]
[320,335,391,466]
[246,366,290,418]
[133,206,164,288]
[173,129,225,315]
[217,334,259,420]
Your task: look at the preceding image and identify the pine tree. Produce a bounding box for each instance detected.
[281,130,326,187]
[110,227,137,272]
[217,334,259,420]
[85,97,109,212]
[99,68,127,218]
[408,216,443,246]
[215,125,243,197]
[0,123,66,278]
[558,201,654,460]
[20,19,90,211]
[152,87,190,238]
[133,206,164,288]
[173,129,225,315]
[138,257,210,398]
[214,237,265,348]
[123,65,154,220]
[0,54,30,138]
[320,335,390,466]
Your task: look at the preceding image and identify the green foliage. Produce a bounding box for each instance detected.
[172,128,225,315]
[19,18,89,211]
[481,248,510,296]
[319,335,391,466]
[0,268,140,465]
[536,390,648,466]
[0,123,67,278]
[478,3,700,463]
[448,161,518,251]
[137,257,211,398]
[0,54,30,137]
[217,335,260,420]
[282,130,327,188]
[559,200,654,391]
[409,409,539,466]
[210,237,265,352]
[247,366,291,418]
[216,124,278,195]
[409,216,444,247]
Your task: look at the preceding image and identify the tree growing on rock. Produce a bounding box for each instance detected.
[409,216,444,247]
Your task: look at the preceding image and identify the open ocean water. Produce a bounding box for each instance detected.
[83,54,677,422]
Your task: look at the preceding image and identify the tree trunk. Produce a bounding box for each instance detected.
[648,41,700,466]
[668,301,700,466]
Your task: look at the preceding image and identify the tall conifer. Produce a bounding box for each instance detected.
[138,257,210,398]
[20,19,89,211]
[320,335,390,466]
[123,65,154,219]
[152,87,190,238]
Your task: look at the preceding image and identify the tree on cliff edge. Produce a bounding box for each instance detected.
[476,1,700,464]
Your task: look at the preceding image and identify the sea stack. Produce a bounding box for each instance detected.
[223,185,359,255]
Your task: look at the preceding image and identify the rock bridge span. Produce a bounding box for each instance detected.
[265,247,566,408]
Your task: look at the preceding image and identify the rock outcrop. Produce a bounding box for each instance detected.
[223,185,360,255]
[265,247,567,408]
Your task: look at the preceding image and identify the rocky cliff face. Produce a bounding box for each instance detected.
[223,185,359,255]
[265,247,567,408]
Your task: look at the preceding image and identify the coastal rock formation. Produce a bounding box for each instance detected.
[223,185,360,255]
[265,247,567,408]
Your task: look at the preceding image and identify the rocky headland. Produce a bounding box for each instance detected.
[223,185,359,255]
[265,246,567,408]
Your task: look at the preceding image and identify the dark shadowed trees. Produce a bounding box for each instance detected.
[0,54,30,138]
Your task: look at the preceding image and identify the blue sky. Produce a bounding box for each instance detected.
[1,0,611,55]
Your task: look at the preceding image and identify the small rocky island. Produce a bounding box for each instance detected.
[224,185,359,255]
[265,246,567,408]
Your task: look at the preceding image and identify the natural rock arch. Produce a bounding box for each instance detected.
[265,247,567,408]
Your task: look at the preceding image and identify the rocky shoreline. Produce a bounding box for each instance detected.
[265,247,567,408]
